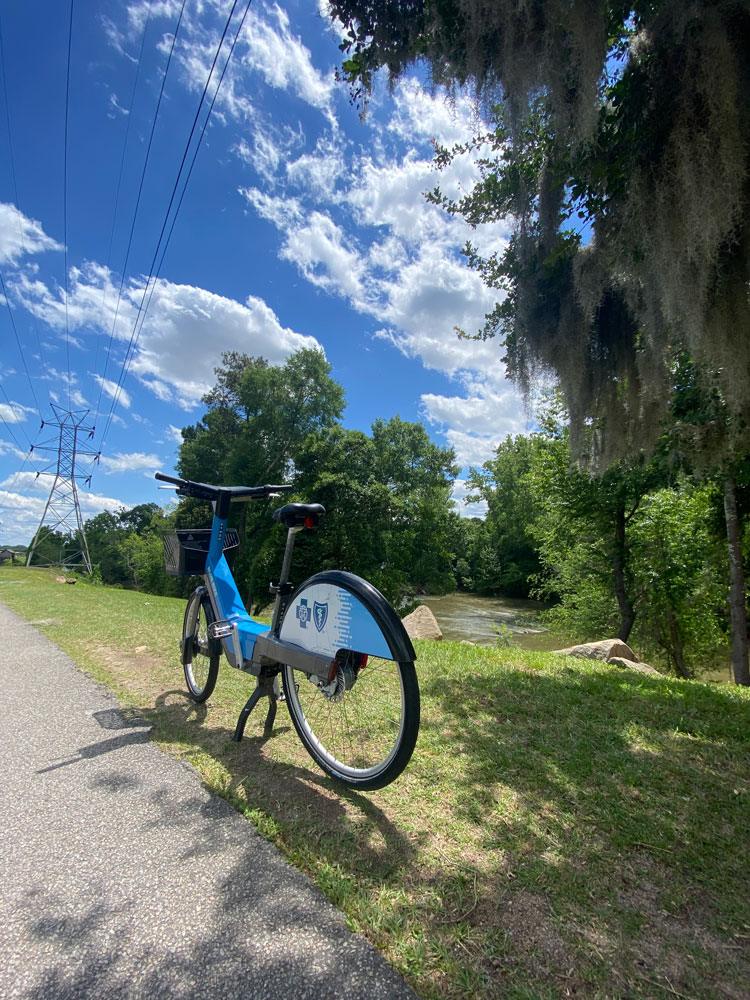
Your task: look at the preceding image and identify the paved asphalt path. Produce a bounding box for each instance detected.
[0,601,415,1000]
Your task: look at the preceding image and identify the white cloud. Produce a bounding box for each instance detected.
[236,133,281,182]
[107,91,130,117]
[347,155,448,245]
[129,279,322,403]
[5,265,321,409]
[98,451,160,474]
[422,386,525,438]
[95,9,522,480]
[240,188,303,229]
[0,478,127,544]
[377,248,501,374]
[94,375,131,410]
[421,382,529,467]
[439,429,503,469]
[388,78,481,147]
[70,389,88,408]
[165,424,184,445]
[234,122,304,184]
[0,204,63,265]
[152,2,335,124]
[11,260,136,343]
[286,136,347,199]
[0,438,39,462]
[0,401,36,423]
[241,4,335,116]
[0,471,49,491]
[279,212,365,302]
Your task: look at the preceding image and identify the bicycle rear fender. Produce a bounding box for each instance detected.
[278,570,416,663]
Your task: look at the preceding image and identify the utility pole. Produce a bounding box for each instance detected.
[25,405,98,573]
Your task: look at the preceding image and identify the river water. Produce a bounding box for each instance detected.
[419,592,566,650]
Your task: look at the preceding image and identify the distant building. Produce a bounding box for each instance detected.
[0,548,18,564]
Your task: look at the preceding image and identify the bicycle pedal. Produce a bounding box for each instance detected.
[209,620,233,639]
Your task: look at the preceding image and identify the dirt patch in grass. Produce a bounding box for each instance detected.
[86,641,172,703]
[613,856,750,1000]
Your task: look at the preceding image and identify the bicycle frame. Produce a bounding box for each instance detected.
[198,489,335,685]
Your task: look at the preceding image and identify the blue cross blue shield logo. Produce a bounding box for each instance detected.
[296,599,311,629]
[313,601,328,633]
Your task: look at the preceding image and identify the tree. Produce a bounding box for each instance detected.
[465,433,543,596]
[529,419,664,644]
[178,348,344,490]
[666,357,750,685]
[177,348,345,606]
[25,529,79,569]
[330,1,750,458]
[329,1,750,683]
[85,504,162,588]
[629,483,725,678]
[290,417,459,606]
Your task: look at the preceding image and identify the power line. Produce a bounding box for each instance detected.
[99,0,253,451]
[151,1,252,299]
[62,0,75,408]
[92,0,188,433]
[0,435,36,503]
[0,12,48,369]
[0,270,41,417]
[0,382,31,450]
[91,0,154,416]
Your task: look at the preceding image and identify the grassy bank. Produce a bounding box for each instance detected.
[1,566,748,1000]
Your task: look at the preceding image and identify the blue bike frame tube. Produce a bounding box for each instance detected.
[203,492,266,669]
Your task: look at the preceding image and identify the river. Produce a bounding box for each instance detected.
[419,592,566,651]
[418,592,734,682]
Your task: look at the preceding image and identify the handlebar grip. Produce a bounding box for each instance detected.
[155,472,185,487]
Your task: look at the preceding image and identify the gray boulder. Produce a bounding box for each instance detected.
[608,657,661,676]
[552,638,637,662]
[402,605,443,641]
[551,638,662,677]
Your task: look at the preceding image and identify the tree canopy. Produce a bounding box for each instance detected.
[330,1,750,465]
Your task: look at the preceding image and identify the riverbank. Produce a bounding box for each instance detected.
[420,592,737,682]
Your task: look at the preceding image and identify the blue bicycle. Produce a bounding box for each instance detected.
[156,473,420,790]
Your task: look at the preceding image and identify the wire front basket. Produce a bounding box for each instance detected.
[162,529,240,577]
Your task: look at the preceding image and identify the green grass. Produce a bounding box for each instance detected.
[2,565,749,1000]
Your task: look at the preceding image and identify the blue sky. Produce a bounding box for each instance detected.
[0,0,527,544]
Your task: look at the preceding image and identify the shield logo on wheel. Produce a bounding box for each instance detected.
[313,601,328,633]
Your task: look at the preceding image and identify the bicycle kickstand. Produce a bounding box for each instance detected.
[232,672,278,742]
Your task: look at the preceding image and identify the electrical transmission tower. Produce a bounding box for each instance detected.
[26,405,99,573]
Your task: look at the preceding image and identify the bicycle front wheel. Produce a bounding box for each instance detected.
[279,571,419,790]
[182,590,220,703]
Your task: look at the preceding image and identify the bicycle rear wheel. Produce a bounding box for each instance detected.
[282,654,419,790]
[279,571,419,790]
[182,590,220,703]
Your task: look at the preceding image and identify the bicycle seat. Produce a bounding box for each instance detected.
[273,502,326,529]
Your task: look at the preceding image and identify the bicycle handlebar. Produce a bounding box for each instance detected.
[155,472,292,503]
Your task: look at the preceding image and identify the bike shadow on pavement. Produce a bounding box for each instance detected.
[139,687,417,879]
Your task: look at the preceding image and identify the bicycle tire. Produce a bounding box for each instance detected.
[182,590,220,703]
[279,572,420,790]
